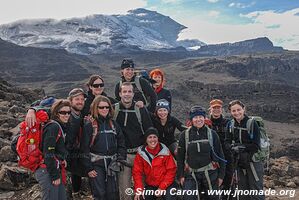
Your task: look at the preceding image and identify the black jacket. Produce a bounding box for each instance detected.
[225,115,260,160]
[65,111,82,152]
[177,126,225,179]
[151,114,186,146]
[42,121,68,181]
[82,90,117,117]
[156,88,172,111]
[115,76,157,113]
[80,116,126,173]
[114,102,153,149]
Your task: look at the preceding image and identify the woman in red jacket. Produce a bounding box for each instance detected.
[133,127,177,200]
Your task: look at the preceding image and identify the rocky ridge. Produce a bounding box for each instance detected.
[0,78,298,199]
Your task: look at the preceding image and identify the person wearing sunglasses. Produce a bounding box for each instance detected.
[150,68,172,112]
[151,99,187,157]
[80,95,126,200]
[114,59,157,113]
[35,99,71,200]
[82,74,117,117]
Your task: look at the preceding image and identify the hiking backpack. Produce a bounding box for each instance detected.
[184,126,227,165]
[14,110,63,172]
[230,116,270,168]
[113,102,144,135]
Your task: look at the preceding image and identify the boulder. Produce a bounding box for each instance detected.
[0,146,16,162]
[0,165,35,190]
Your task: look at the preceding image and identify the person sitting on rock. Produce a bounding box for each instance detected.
[133,127,177,200]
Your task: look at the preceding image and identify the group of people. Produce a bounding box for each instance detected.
[24,58,265,200]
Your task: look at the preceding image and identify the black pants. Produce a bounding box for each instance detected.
[183,170,219,200]
[89,165,119,200]
[71,173,82,193]
[143,183,176,200]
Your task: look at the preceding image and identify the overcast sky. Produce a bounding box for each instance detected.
[1,0,299,50]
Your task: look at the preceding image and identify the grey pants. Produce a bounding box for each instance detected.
[35,167,67,200]
[238,161,265,200]
[118,153,136,200]
[183,170,219,200]
[89,165,119,200]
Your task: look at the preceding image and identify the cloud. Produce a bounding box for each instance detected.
[208,11,220,18]
[207,0,219,3]
[0,0,147,24]
[178,8,299,50]
[229,2,255,9]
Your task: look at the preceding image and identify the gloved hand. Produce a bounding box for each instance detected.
[231,143,246,153]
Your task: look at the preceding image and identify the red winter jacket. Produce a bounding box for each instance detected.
[132,143,177,192]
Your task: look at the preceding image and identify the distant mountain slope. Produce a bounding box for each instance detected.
[0,8,205,55]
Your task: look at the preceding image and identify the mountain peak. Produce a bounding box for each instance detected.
[0,9,199,55]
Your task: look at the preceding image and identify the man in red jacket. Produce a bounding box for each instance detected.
[132,127,177,200]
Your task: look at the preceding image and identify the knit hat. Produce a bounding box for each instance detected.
[189,106,206,119]
[121,58,134,69]
[144,127,159,141]
[209,99,223,108]
[156,99,170,111]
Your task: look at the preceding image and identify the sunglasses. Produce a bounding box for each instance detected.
[98,106,110,109]
[92,83,104,88]
[58,110,71,115]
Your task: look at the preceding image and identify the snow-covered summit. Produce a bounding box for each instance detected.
[0,8,205,55]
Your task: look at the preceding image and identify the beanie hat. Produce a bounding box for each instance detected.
[156,99,170,111]
[144,127,159,141]
[121,58,134,69]
[189,106,206,119]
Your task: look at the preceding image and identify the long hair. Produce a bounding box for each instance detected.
[50,99,71,122]
[86,74,104,88]
[90,95,114,119]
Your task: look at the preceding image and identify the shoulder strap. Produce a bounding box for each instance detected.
[90,119,99,148]
[44,120,64,141]
[135,76,149,107]
[113,103,120,121]
[184,127,191,164]
[134,104,142,126]
[206,126,213,151]
[229,119,236,144]
[246,117,254,140]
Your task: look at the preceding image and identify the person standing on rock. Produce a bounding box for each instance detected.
[80,95,126,200]
[114,82,153,200]
[114,59,157,113]
[35,99,70,200]
[225,100,264,200]
[25,89,88,198]
[151,99,187,156]
[177,106,225,200]
[82,74,117,117]
[208,99,233,196]
[149,68,172,111]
